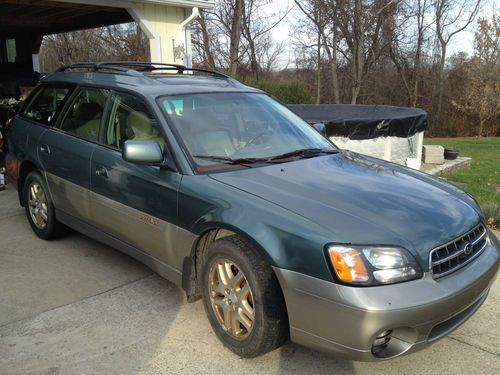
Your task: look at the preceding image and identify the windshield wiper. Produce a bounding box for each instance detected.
[193,155,270,167]
[267,148,339,161]
[193,148,339,167]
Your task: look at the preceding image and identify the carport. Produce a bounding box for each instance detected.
[0,0,214,71]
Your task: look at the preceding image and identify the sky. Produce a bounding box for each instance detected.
[263,0,496,67]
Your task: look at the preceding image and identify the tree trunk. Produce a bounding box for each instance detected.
[351,41,363,104]
[198,12,216,69]
[436,43,447,118]
[329,31,340,104]
[350,0,363,104]
[316,31,321,104]
[478,117,484,137]
[229,0,244,77]
[388,43,412,106]
[412,24,424,107]
[249,39,259,80]
[241,3,259,80]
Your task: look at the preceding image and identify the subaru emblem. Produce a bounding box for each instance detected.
[463,242,473,255]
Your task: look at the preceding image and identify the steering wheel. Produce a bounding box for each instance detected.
[245,131,273,147]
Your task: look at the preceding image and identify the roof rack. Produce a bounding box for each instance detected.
[56,61,230,79]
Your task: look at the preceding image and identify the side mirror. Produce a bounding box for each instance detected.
[122,140,164,165]
[312,123,327,137]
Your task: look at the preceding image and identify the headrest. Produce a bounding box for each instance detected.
[127,111,153,136]
[74,102,102,121]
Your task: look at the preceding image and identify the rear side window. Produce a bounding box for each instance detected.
[22,86,71,125]
[59,88,110,142]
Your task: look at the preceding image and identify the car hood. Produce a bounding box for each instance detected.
[209,151,482,269]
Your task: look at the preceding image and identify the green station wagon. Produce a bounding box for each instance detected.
[5,62,499,361]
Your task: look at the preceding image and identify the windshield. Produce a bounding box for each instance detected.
[160,93,335,172]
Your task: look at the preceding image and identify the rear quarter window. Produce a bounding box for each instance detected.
[21,85,72,125]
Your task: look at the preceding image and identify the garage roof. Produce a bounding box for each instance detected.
[0,0,214,37]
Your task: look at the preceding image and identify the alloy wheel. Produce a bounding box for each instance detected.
[28,182,48,229]
[208,258,255,340]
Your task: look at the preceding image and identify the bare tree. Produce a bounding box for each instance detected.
[322,23,341,103]
[40,24,149,72]
[192,0,245,74]
[294,0,338,103]
[434,0,481,117]
[215,0,245,76]
[192,0,288,77]
[240,0,290,79]
[324,0,400,103]
[390,0,432,106]
[452,16,499,136]
[194,10,217,69]
[256,36,287,74]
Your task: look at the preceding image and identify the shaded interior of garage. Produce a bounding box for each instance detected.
[0,0,133,71]
[0,0,214,73]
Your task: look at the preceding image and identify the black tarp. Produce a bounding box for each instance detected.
[287,104,427,140]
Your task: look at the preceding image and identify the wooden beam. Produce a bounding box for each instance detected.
[1,0,86,9]
[22,6,93,19]
[22,7,105,21]
[51,0,215,10]
[0,0,117,12]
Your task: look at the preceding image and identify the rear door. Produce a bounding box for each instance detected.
[38,86,110,221]
[9,84,73,189]
[90,91,188,272]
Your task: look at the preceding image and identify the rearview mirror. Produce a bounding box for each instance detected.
[312,123,327,137]
[122,140,164,165]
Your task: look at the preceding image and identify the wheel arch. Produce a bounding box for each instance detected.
[181,223,277,303]
[17,160,40,206]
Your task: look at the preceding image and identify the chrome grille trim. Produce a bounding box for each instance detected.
[429,224,488,279]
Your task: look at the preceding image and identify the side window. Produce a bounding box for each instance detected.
[105,92,164,149]
[22,86,71,125]
[59,88,110,142]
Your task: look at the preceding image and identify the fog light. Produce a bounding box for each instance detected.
[372,329,392,354]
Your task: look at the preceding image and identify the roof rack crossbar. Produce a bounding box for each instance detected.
[56,61,230,79]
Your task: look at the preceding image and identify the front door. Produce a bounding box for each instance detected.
[89,91,188,272]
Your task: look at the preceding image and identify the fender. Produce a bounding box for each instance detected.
[178,174,336,282]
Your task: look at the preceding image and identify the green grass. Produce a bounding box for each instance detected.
[424,137,500,206]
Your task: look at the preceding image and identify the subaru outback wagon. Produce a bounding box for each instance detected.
[6,62,499,361]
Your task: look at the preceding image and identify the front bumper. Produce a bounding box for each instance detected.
[273,238,499,361]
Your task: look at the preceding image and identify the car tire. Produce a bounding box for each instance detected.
[201,235,289,357]
[24,171,65,239]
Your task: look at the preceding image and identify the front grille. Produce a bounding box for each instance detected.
[430,224,488,278]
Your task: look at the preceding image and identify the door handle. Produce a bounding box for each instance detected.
[95,166,109,178]
[40,144,50,155]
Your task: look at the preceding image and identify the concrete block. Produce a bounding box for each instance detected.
[424,155,445,164]
[424,145,444,155]
[423,145,444,164]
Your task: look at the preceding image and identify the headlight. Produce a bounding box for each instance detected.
[326,245,422,286]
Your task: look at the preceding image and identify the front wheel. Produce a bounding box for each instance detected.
[24,171,65,239]
[201,236,289,357]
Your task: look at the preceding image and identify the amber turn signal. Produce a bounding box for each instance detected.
[328,247,369,283]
